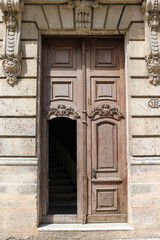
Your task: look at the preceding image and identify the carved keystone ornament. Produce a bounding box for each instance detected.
[45,105,80,120]
[142,0,160,85]
[65,0,101,30]
[0,0,23,85]
[89,104,124,120]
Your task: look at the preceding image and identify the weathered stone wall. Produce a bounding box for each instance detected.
[0,7,39,238]
[0,3,160,240]
[126,22,160,230]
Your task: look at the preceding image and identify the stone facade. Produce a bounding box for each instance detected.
[0,0,160,239]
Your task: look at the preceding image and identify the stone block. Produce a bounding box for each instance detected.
[0,39,3,54]
[43,5,61,29]
[0,138,36,156]
[131,118,160,136]
[20,59,37,77]
[0,207,37,233]
[0,23,4,40]
[0,60,4,76]
[23,5,48,29]
[59,5,74,30]
[132,138,160,156]
[0,165,37,184]
[105,5,123,29]
[129,23,145,40]
[0,78,37,96]
[93,6,108,30]
[119,6,143,30]
[131,207,158,228]
[131,165,160,183]
[130,98,160,116]
[0,9,2,22]
[129,41,145,58]
[0,118,36,136]
[131,183,157,195]
[21,23,38,40]
[131,182,159,208]
[129,78,160,96]
[0,98,36,116]
[21,41,38,58]
[128,60,147,77]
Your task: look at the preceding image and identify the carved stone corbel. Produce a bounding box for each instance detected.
[0,0,24,85]
[45,104,80,120]
[65,0,101,30]
[142,0,160,85]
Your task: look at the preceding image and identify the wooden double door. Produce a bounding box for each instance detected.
[42,37,127,223]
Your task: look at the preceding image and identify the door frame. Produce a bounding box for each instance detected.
[40,36,127,224]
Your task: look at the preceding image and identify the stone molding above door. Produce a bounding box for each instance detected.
[0,0,160,86]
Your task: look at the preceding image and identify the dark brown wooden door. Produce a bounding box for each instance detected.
[42,37,127,223]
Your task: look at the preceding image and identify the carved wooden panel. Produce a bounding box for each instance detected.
[96,122,117,172]
[51,47,73,68]
[92,185,118,214]
[87,38,127,222]
[91,40,119,70]
[50,78,73,101]
[47,39,77,70]
[91,77,117,102]
[95,48,115,67]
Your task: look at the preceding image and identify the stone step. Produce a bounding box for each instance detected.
[49,172,68,179]
[49,178,71,186]
[49,161,59,167]
[49,207,77,214]
[49,185,74,193]
[49,192,77,201]
[49,201,77,208]
[49,167,64,173]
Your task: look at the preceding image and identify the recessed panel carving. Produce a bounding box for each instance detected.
[97,83,112,98]
[94,47,115,68]
[92,185,118,213]
[51,47,73,68]
[97,122,117,171]
[50,79,73,101]
[96,188,118,211]
[91,78,117,102]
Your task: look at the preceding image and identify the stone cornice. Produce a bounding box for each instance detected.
[23,0,142,4]
[142,0,160,85]
[0,0,24,85]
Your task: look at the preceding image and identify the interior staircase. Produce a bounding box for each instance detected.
[49,160,77,214]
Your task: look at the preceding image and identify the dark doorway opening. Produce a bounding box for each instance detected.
[49,117,77,214]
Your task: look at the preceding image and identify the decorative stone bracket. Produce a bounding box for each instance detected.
[142,0,160,85]
[0,0,24,85]
[45,104,80,120]
[65,0,101,30]
[88,104,124,120]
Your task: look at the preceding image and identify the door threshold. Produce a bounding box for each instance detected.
[38,223,133,231]
[42,214,79,224]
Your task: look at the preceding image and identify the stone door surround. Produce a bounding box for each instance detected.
[0,0,160,86]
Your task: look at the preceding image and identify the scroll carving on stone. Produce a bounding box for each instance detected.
[142,0,160,85]
[65,0,101,30]
[88,104,124,120]
[45,104,80,120]
[0,0,23,85]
